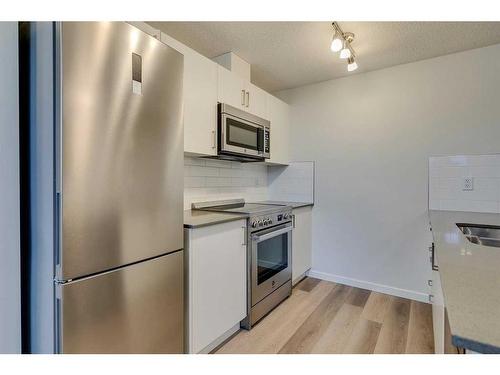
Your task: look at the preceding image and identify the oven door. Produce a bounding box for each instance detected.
[220,113,264,159]
[251,223,292,306]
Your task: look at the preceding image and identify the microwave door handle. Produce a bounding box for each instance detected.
[252,226,292,243]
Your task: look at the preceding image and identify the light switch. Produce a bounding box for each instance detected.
[462,177,474,191]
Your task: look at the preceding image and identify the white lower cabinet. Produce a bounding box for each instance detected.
[431,269,445,354]
[184,219,247,353]
[291,206,313,285]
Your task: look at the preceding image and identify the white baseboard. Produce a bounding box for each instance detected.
[307,269,429,303]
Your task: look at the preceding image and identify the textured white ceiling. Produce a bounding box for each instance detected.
[148,22,500,92]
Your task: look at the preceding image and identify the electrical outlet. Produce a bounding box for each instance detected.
[462,177,474,191]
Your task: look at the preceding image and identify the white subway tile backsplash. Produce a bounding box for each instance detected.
[184,157,206,167]
[469,166,500,178]
[467,200,499,213]
[184,176,206,188]
[183,157,315,210]
[429,154,500,213]
[439,166,467,178]
[219,168,241,177]
[206,177,232,187]
[183,156,269,209]
[429,199,440,210]
[187,165,219,177]
[205,159,234,169]
[268,162,314,203]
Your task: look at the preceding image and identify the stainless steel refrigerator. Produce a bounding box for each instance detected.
[22,22,184,353]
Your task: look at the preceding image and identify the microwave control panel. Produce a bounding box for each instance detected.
[264,129,270,154]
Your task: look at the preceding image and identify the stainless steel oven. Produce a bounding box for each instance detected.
[247,211,292,328]
[218,103,270,161]
[251,222,292,304]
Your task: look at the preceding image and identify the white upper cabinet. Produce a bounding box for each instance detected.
[160,33,218,156]
[246,82,268,119]
[267,95,290,165]
[217,65,247,110]
[130,23,288,158]
[217,66,268,119]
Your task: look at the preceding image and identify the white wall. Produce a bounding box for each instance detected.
[430,154,500,213]
[0,22,21,353]
[278,43,500,301]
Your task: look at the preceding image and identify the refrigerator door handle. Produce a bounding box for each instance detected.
[55,192,61,268]
[54,286,63,354]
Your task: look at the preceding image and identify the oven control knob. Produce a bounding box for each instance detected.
[252,221,258,228]
[268,219,273,225]
[264,219,270,226]
[283,213,289,220]
[258,220,264,227]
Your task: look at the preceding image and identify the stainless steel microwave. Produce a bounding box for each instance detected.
[217,103,270,162]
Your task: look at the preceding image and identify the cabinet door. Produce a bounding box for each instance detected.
[160,33,218,156]
[217,65,246,110]
[182,48,218,156]
[291,206,313,285]
[188,219,247,353]
[246,82,268,119]
[432,269,445,354]
[267,95,290,165]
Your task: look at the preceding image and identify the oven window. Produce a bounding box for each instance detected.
[226,118,259,150]
[257,232,288,285]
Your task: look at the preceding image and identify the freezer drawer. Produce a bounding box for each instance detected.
[56,251,183,353]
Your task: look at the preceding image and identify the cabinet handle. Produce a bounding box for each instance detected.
[429,243,438,271]
[428,294,434,303]
[242,226,247,246]
[212,130,216,149]
[246,91,250,108]
[428,279,433,287]
[241,90,246,106]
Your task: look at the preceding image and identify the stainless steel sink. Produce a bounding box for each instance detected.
[457,223,500,248]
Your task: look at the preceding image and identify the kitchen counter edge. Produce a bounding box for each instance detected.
[184,210,248,229]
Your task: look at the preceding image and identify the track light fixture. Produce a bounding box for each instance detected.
[331,22,358,72]
[339,40,351,59]
[330,31,343,52]
[347,56,358,72]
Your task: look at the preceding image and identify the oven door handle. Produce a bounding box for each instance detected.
[252,225,293,243]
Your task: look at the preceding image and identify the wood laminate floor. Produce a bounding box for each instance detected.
[216,277,434,354]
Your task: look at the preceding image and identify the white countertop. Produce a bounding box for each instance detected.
[429,210,500,353]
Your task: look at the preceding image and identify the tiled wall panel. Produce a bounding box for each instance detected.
[429,154,500,213]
